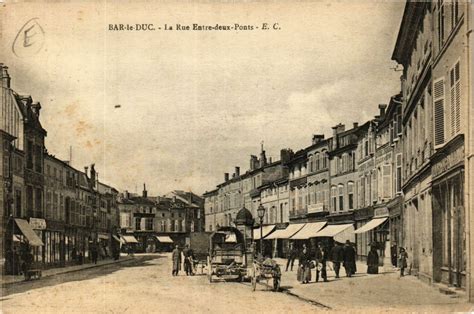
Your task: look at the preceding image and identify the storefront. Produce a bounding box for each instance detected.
[432,136,466,288]
[354,207,389,265]
[265,223,305,258]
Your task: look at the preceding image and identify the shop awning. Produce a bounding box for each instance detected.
[121,235,139,244]
[313,223,353,238]
[354,217,388,234]
[112,235,121,242]
[13,234,21,242]
[98,233,109,240]
[225,233,237,243]
[290,222,327,240]
[265,223,306,240]
[14,219,44,246]
[156,236,173,243]
[253,225,276,240]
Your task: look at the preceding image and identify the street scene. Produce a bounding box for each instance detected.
[1,0,474,313]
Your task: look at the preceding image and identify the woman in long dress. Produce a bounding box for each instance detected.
[367,245,379,274]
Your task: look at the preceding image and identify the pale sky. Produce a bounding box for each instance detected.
[1,1,405,196]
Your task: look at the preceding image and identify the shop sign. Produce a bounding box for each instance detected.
[432,145,464,178]
[308,203,325,214]
[374,207,389,218]
[29,218,46,230]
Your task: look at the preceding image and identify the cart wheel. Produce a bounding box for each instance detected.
[273,277,280,292]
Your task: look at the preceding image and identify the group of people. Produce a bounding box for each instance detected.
[171,244,195,276]
[287,240,410,284]
[290,240,357,284]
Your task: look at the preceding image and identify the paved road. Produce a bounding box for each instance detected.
[1,254,320,314]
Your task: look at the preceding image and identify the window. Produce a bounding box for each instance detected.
[450,61,461,136]
[35,145,42,173]
[26,140,33,169]
[135,217,141,230]
[383,164,392,199]
[396,154,402,193]
[433,78,446,146]
[15,189,22,217]
[35,188,42,216]
[331,186,337,212]
[338,185,344,211]
[315,153,320,170]
[145,218,153,231]
[438,1,445,47]
[161,221,166,232]
[348,182,354,210]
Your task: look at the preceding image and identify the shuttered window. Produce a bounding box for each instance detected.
[433,78,445,146]
[450,61,461,136]
[383,164,392,199]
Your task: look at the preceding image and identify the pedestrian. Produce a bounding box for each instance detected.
[90,242,98,264]
[343,240,356,277]
[298,244,311,284]
[398,247,408,277]
[331,242,344,278]
[182,244,194,276]
[367,244,379,274]
[391,242,398,267]
[315,243,328,282]
[21,245,33,280]
[286,241,296,272]
[71,247,77,263]
[172,245,181,276]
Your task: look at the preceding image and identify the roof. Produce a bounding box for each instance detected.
[392,1,428,65]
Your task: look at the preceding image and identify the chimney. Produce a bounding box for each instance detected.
[125,190,130,199]
[259,151,267,168]
[224,173,229,181]
[143,183,147,198]
[84,166,89,178]
[235,166,240,176]
[332,123,345,137]
[31,102,41,117]
[250,155,258,171]
[353,122,359,129]
[378,104,387,118]
[90,164,96,188]
[269,157,272,163]
[312,134,325,145]
[280,148,293,164]
[1,64,11,88]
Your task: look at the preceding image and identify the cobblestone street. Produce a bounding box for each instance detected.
[2,254,473,313]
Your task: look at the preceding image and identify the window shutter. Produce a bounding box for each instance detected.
[433,78,445,146]
[383,164,392,199]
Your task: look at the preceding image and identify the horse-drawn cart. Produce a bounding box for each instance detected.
[207,226,253,283]
[250,259,281,291]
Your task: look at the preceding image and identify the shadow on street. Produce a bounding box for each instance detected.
[1,254,164,299]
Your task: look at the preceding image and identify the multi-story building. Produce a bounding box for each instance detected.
[392,0,471,290]
[429,0,469,289]
[118,188,198,252]
[326,123,359,239]
[306,135,330,221]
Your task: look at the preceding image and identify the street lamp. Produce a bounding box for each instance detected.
[257,204,266,257]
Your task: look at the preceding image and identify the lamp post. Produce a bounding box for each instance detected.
[257,204,266,257]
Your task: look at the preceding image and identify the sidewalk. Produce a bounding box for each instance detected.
[1,254,134,287]
[274,258,473,312]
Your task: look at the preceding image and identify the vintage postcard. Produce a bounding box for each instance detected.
[1,0,474,313]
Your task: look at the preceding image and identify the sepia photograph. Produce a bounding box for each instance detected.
[1,0,474,313]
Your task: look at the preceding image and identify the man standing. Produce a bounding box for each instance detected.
[172,245,182,276]
[315,243,328,282]
[331,242,344,278]
[286,241,296,272]
[343,240,356,277]
[90,242,98,265]
[182,244,194,276]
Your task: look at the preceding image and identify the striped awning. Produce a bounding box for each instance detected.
[265,223,306,240]
[253,225,276,240]
[121,235,139,244]
[354,217,388,234]
[156,236,173,243]
[290,222,327,240]
[14,219,43,246]
[313,223,353,238]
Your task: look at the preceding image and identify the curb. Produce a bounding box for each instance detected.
[2,256,137,288]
